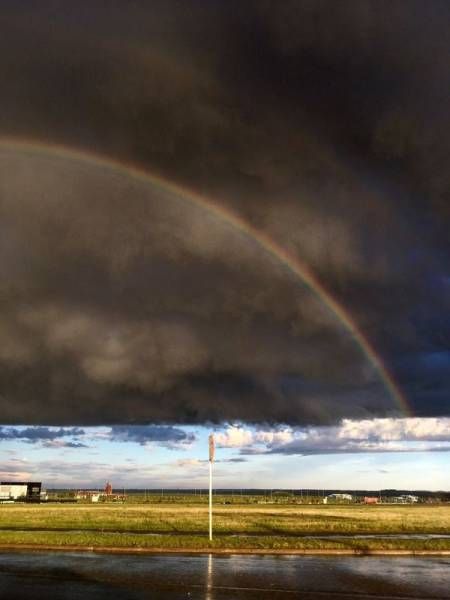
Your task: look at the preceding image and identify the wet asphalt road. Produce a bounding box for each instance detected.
[0,552,449,599]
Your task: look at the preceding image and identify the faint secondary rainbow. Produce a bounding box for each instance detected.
[0,137,410,416]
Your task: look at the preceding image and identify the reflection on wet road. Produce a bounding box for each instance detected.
[0,552,449,599]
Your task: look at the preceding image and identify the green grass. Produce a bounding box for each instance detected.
[0,530,449,552]
[0,503,449,552]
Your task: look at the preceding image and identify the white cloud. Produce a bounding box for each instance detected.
[337,418,450,442]
[216,426,294,448]
[215,426,256,448]
[216,418,450,456]
[174,459,204,468]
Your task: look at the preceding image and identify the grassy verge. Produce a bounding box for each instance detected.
[0,503,449,553]
[1,503,449,534]
[0,530,449,553]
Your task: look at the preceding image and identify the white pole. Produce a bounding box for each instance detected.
[209,459,213,541]
[208,433,215,541]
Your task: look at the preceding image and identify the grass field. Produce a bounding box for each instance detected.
[0,503,449,552]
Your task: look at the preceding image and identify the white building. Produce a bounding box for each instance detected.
[75,490,101,502]
[323,493,353,504]
[392,494,419,503]
[0,484,28,501]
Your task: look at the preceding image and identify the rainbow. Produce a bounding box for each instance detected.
[0,137,410,416]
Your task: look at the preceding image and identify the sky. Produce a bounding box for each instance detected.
[1,421,449,490]
[0,1,448,489]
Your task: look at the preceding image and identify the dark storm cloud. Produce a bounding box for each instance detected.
[0,148,404,424]
[0,426,84,443]
[109,426,195,446]
[0,1,448,424]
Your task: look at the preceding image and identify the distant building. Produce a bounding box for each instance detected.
[392,494,419,504]
[363,496,379,504]
[75,490,101,502]
[323,493,353,504]
[0,482,42,502]
[75,484,124,503]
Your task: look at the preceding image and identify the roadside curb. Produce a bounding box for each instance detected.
[1,545,450,556]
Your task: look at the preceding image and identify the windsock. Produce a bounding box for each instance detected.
[208,433,215,462]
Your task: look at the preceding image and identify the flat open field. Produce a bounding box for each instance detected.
[0,503,449,553]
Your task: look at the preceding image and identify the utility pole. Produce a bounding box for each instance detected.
[208,434,215,541]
